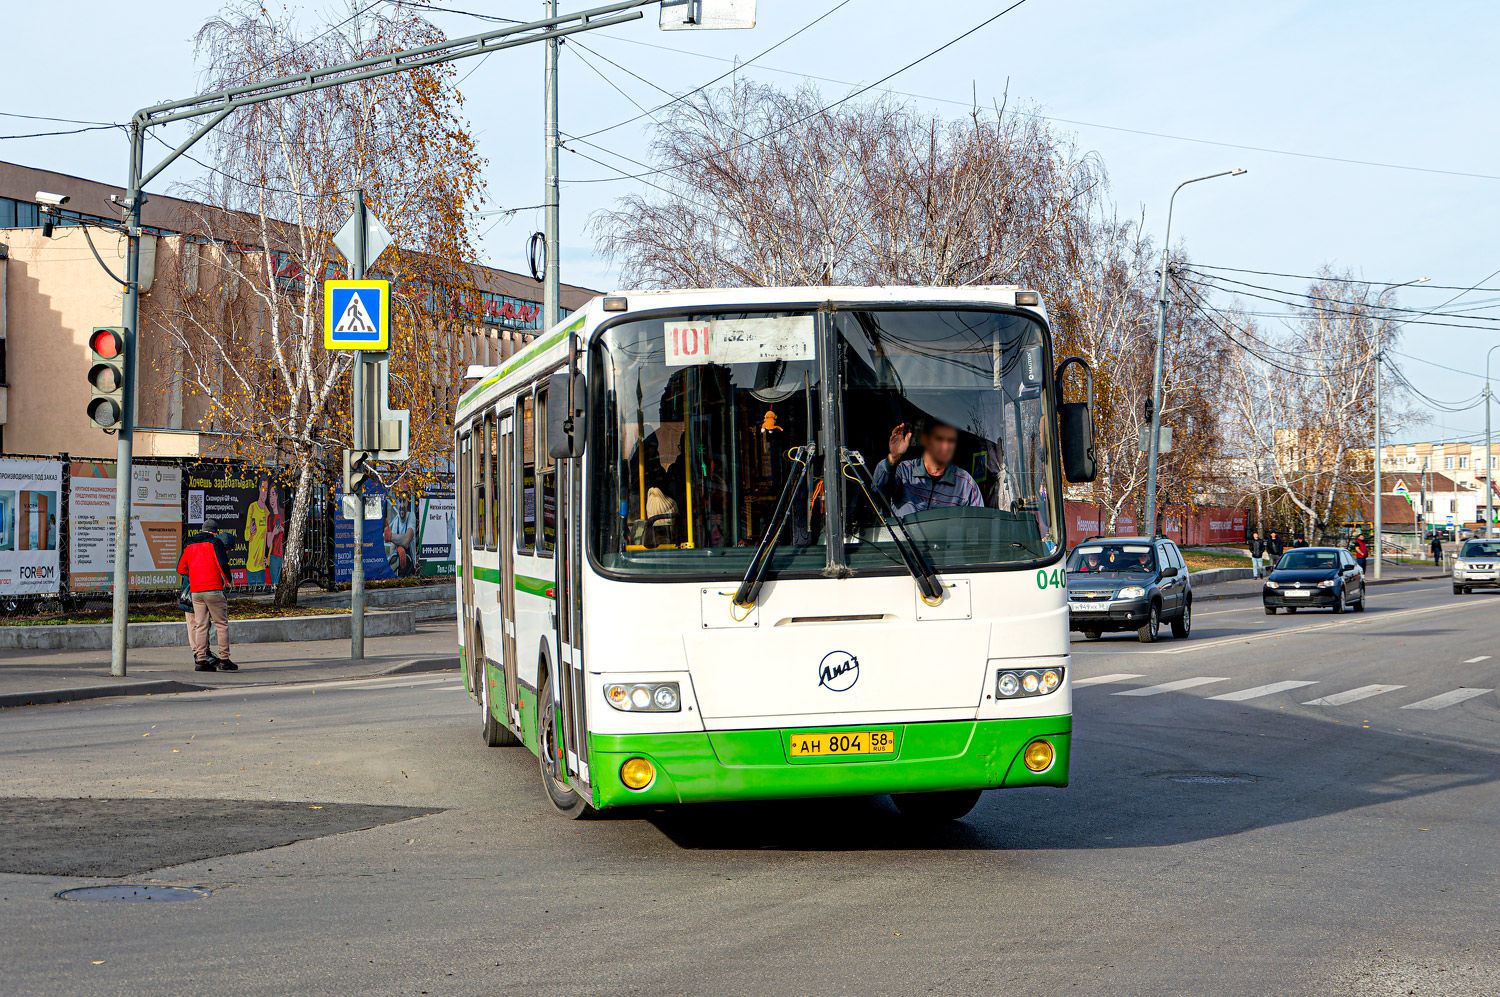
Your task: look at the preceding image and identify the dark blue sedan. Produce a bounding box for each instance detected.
[1263,547,1366,614]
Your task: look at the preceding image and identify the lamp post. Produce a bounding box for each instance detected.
[1144,168,1246,537]
[1486,344,1500,537]
[1371,276,1430,579]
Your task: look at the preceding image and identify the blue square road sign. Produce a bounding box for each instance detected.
[324,279,390,350]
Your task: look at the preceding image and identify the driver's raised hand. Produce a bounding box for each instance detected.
[887,423,911,465]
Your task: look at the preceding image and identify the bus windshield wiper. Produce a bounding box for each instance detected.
[839,448,943,603]
[732,441,815,609]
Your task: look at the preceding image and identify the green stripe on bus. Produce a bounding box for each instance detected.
[474,566,502,584]
[515,574,555,599]
[457,313,587,409]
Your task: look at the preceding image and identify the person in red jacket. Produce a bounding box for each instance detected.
[178,519,236,671]
[1353,532,1369,573]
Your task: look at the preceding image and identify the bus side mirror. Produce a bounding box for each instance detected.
[547,369,586,459]
[1055,357,1097,483]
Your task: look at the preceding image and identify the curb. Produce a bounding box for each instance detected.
[381,656,460,675]
[0,610,416,651]
[0,680,208,710]
[1193,572,1448,603]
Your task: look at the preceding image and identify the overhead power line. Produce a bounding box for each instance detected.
[584,35,1500,185]
[1180,268,1500,324]
[566,0,1033,184]
[1190,262,1500,295]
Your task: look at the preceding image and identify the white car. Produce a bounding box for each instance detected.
[1453,539,1500,594]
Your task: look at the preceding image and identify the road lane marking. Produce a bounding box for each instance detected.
[1072,673,1145,687]
[1208,680,1318,701]
[1303,684,1405,706]
[1147,599,1495,655]
[1464,656,1492,664]
[1113,677,1228,697]
[1401,688,1494,710]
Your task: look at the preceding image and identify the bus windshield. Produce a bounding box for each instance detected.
[591,307,1058,579]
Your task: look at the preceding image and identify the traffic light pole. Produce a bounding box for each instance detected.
[109,122,146,677]
[104,0,662,675]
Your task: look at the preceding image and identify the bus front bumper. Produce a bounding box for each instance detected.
[588,716,1071,810]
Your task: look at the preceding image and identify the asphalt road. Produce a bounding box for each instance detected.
[1,578,1497,996]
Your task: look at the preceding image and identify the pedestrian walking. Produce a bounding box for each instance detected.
[1249,531,1266,578]
[1430,532,1443,568]
[1353,532,1368,573]
[1268,531,1284,564]
[178,519,237,672]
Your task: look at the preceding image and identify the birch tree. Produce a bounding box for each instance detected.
[154,2,485,605]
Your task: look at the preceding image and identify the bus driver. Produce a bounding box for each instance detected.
[874,420,985,517]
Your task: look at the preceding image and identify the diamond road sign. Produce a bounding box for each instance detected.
[324,280,390,350]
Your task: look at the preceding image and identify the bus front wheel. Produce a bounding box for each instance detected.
[891,789,982,822]
[538,672,593,820]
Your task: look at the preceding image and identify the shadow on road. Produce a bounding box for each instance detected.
[630,700,1498,852]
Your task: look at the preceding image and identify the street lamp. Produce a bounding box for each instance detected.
[1371,276,1430,579]
[1143,168,1247,537]
[1486,344,1500,538]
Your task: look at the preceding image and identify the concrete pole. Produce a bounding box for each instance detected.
[350,189,367,660]
[1144,168,1245,538]
[543,0,561,330]
[1373,351,1383,579]
[109,122,146,677]
[1487,345,1498,537]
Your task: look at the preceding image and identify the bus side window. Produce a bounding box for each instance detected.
[471,419,487,551]
[458,430,473,545]
[485,410,498,550]
[537,383,556,554]
[520,393,536,551]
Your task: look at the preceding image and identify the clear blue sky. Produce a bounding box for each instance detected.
[5,0,1497,439]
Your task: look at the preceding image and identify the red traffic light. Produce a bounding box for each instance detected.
[89,328,123,359]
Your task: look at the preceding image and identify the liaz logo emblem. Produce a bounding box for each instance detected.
[818,650,859,692]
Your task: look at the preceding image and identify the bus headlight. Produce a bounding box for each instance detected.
[604,682,682,713]
[997,666,1065,698]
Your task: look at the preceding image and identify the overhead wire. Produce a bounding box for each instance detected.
[568,0,859,143]
[1189,262,1500,294]
[585,34,1500,185]
[1180,268,1500,323]
[565,0,1033,184]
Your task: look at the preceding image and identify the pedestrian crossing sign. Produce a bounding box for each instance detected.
[324,279,390,350]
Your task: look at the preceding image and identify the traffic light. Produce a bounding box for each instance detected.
[87,327,126,430]
[343,449,372,493]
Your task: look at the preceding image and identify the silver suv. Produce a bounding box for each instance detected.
[1453,539,1500,594]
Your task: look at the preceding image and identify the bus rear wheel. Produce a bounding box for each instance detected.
[891,789,982,822]
[538,672,593,819]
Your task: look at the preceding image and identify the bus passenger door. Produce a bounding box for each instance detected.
[554,453,589,784]
[458,430,480,700]
[497,413,521,731]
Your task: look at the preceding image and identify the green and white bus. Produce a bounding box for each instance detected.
[452,286,1096,820]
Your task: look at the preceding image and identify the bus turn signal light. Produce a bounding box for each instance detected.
[1023,741,1055,772]
[620,757,656,790]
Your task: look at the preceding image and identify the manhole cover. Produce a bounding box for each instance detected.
[57,885,210,903]
[1163,773,1258,785]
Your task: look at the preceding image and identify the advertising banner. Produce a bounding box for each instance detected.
[0,457,63,595]
[334,477,457,584]
[68,462,183,592]
[185,464,290,588]
[1063,501,1133,543]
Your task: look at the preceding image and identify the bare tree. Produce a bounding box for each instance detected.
[152,2,485,605]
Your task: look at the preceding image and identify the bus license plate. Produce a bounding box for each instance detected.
[789,730,895,758]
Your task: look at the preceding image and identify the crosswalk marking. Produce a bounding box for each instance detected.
[1208,680,1318,702]
[1072,673,1145,688]
[1113,677,1228,697]
[1303,684,1404,706]
[1463,656,1492,664]
[1401,688,1494,711]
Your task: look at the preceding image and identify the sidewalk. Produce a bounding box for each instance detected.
[1193,560,1448,602]
[0,619,459,709]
